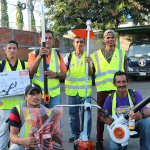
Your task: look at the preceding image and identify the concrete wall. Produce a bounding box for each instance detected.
[0,28,59,60]
[59,32,104,54]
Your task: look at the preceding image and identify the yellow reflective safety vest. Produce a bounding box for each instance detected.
[15,101,46,137]
[92,48,125,92]
[111,90,135,116]
[0,59,28,109]
[65,51,92,97]
[29,49,61,98]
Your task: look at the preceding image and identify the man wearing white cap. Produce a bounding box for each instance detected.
[92,29,127,150]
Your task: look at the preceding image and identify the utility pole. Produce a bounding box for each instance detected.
[27,0,31,31]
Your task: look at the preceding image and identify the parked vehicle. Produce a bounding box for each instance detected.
[127,40,150,81]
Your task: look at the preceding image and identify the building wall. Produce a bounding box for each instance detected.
[0,28,59,60]
[59,32,104,54]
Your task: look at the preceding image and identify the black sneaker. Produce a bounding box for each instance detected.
[68,137,78,143]
[95,141,103,150]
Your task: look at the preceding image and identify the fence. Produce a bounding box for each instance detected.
[0,20,41,32]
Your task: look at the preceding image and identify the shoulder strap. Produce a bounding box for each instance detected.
[19,101,27,128]
[35,49,40,58]
[1,59,6,72]
[67,52,72,71]
[56,51,60,60]
[110,91,116,102]
[20,60,25,70]
[128,89,136,106]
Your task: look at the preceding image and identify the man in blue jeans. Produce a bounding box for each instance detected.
[100,71,150,150]
[64,36,93,142]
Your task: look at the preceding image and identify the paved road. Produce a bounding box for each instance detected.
[60,76,150,150]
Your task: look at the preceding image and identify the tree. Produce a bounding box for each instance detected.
[1,0,9,28]
[44,0,150,37]
[16,1,24,30]
[31,10,36,31]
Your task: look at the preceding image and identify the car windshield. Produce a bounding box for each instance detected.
[127,43,150,57]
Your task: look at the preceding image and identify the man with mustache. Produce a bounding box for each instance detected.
[8,83,45,149]
[92,30,127,150]
[100,71,150,150]
[0,40,28,150]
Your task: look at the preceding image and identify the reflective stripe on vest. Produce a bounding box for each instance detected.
[30,49,61,97]
[0,59,27,109]
[16,104,28,137]
[92,48,125,91]
[112,89,135,116]
[65,51,92,97]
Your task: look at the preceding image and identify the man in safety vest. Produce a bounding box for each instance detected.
[92,30,127,150]
[28,30,67,108]
[100,71,150,150]
[0,40,28,150]
[9,83,44,149]
[64,36,93,142]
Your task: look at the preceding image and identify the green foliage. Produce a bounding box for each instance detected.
[31,10,36,31]
[64,41,74,48]
[16,1,24,30]
[44,0,150,38]
[1,0,9,28]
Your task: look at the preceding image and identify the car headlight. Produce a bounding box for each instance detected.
[128,67,133,71]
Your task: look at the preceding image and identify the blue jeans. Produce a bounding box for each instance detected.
[108,118,150,150]
[41,95,61,108]
[67,94,92,139]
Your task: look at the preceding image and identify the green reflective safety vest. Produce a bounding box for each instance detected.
[65,51,92,97]
[0,59,28,109]
[29,49,61,98]
[15,101,46,137]
[92,48,125,92]
[111,90,135,116]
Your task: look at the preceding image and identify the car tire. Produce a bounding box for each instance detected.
[132,77,137,81]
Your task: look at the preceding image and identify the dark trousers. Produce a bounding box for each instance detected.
[97,91,114,141]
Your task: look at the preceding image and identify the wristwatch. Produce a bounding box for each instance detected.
[56,72,59,78]
[141,112,146,118]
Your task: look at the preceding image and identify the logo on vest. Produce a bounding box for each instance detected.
[100,58,104,61]
[71,64,75,67]
[114,54,118,59]
[81,61,83,65]
[0,100,3,107]
[51,59,54,63]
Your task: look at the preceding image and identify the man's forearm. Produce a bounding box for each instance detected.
[143,108,150,118]
[100,115,106,124]
[58,71,66,80]
[10,133,23,145]
[28,56,42,76]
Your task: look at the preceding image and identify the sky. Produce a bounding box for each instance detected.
[0,0,42,32]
